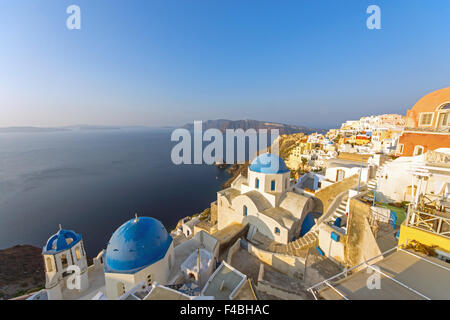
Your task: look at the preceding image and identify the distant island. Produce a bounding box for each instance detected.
[182,119,326,135]
[0,127,69,133]
[0,125,125,133]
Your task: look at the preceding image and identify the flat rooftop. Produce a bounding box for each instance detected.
[318,249,450,300]
[211,223,245,244]
[201,262,246,300]
[60,266,106,300]
[144,285,191,300]
[327,159,369,169]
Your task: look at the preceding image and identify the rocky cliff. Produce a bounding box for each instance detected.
[0,245,45,299]
[183,119,326,135]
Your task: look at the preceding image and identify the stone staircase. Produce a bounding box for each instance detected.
[327,193,349,224]
[367,158,393,192]
[268,231,319,256]
[264,192,353,256]
[253,175,364,257]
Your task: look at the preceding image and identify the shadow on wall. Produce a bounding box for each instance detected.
[311,197,324,214]
[245,215,277,240]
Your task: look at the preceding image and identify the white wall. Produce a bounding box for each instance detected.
[326,166,370,183]
[318,224,345,263]
[378,157,450,202]
[104,243,174,300]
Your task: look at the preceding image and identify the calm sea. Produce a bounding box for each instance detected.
[0,128,230,257]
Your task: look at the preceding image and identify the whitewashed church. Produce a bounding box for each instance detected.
[217,153,316,244]
[36,214,218,300]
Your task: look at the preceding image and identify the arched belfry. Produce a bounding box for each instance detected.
[42,226,89,299]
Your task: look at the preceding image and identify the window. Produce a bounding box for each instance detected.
[419,112,433,126]
[60,254,68,269]
[398,144,404,154]
[75,247,81,260]
[414,145,424,156]
[243,205,248,216]
[271,180,276,191]
[336,169,345,182]
[255,178,259,189]
[437,112,449,128]
[274,227,280,235]
[46,257,53,272]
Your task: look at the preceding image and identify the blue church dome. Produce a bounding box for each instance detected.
[43,228,82,255]
[104,216,172,274]
[249,153,290,174]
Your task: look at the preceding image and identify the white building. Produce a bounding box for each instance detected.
[42,227,89,300]
[217,153,315,244]
[30,214,224,301]
[103,216,175,299]
[377,148,450,203]
[325,159,373,183]
[180,248,215,288]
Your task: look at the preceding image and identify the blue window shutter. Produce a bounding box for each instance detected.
[271,180,275,191]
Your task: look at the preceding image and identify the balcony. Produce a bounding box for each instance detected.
[405,204,450,239]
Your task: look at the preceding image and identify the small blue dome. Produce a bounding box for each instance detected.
[43,228,82,255]
[249,153,290,174]
[104,216,172,274]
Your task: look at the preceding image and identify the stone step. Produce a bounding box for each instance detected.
[287,245,294,256]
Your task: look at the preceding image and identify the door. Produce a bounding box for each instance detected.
[336,169,345,182]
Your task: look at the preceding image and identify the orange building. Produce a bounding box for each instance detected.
[397,87,450,157]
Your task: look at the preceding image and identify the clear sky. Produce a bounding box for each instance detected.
[0,0,449,129]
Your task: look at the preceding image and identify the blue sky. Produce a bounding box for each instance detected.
[0,0,449,129]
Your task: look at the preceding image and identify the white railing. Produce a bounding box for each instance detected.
[406,205,450,239]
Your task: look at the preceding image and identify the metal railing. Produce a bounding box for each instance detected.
[307,245,399,299]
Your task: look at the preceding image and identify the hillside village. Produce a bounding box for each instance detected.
[11,87,450,301]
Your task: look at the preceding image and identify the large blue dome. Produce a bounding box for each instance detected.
[249,153,289,174]
[104,216,172,274]
[43,228,82,255]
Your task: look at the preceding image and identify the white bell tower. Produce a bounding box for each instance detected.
[43,225,89,300]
